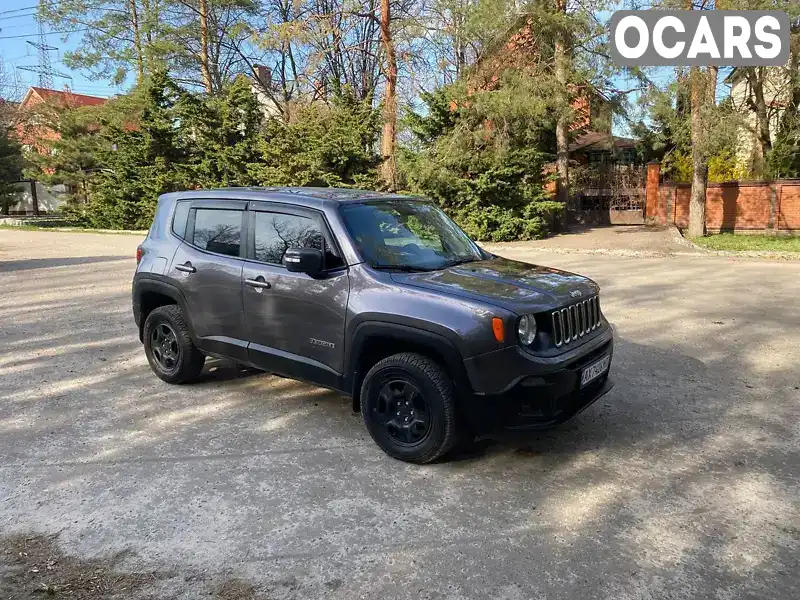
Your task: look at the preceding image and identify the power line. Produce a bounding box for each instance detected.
[0,28,87,40]
[0,5,41,17]
[0,12,40,22]
[16,4,73,89]
[0,2,64,17]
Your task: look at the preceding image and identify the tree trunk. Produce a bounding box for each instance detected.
[129,0,144,81]
[745,67,772,172]
[554,0,570,206]
[780,41,800,133]
[199,0,213,94]
[688,66,711,238]
[379,0,398,190]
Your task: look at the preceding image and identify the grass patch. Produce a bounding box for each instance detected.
[691,233,800,253]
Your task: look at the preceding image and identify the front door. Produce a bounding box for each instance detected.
[242,204,349,389]
[170,200,248,362]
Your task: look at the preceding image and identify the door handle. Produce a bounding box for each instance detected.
[245,277,272,290]
[175,262,196,273]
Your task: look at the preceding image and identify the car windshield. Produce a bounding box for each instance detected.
[339,199,484,271]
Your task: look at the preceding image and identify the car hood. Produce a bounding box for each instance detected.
[390,256,598,314]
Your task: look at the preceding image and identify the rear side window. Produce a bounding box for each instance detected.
[192,209,242,257]
[172,201,190,239]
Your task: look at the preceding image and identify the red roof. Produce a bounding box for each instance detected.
[22,87,108,109]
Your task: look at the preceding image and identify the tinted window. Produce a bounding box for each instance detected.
[172,201,190,239]
[254,212,343,269]
[339,200,481,270]
[192,209,242,257]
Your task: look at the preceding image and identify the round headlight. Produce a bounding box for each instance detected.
[517,314,537,345]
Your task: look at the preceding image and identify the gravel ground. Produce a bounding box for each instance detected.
[483,225,698,256]
[1,227,799,600]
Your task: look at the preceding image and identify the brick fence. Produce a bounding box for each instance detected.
[644,162,800,233]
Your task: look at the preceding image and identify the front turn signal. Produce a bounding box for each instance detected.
[492,317,505,343]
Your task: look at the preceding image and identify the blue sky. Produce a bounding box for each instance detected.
[0,0,127,99]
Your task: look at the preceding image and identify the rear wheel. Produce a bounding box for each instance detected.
[360,353,460,464]
[143,305,205,384]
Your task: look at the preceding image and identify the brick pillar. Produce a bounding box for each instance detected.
[645,161,662,224]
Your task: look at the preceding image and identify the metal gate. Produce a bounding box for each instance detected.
[569,165,646,225]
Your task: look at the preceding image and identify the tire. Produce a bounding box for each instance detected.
[143,305,205,384]
[360,352,460,464]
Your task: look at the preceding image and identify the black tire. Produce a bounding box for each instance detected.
[143,305,205,384]
[360,352,460,464]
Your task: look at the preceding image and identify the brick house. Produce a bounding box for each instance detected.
[16,87,107,153]
[10,87,108,215]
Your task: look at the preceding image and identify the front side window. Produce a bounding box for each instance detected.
[192,209,242,257]
[253,211,344,269]
[339,200,482,271]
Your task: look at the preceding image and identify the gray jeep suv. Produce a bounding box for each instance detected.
[133,188,614,463]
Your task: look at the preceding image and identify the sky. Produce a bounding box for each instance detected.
[0,0,127,99]
[0,0,732,127]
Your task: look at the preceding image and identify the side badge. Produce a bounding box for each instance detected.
[310,338,335,349]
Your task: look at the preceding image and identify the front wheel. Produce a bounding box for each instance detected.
[360,353,460,464]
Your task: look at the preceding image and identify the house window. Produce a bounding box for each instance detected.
[587,151,612,166]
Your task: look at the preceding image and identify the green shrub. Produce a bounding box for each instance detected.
[401,86,561,242]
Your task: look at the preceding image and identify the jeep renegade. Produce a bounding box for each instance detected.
[133,188,614,463]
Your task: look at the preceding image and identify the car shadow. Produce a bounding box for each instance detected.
[0,256,131,272]
[191,357,263,384]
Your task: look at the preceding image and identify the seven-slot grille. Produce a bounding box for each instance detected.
[551,295,601,348]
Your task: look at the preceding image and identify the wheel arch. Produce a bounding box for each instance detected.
[134,278,194,343]
[344,321,472,412]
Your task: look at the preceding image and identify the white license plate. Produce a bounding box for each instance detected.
[580,355,610,387]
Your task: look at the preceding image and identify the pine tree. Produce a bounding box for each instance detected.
[0,129,24,215]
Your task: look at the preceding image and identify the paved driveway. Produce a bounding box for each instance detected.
[1,229,798,600]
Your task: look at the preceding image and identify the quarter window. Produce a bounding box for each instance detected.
[192,209,242,257]
[172,201,190,239]
[253,212,343,269]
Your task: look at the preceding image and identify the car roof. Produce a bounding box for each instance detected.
[162,187,423,210]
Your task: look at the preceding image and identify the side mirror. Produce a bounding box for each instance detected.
[284,247,323,276]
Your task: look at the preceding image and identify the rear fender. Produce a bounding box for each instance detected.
[133,276,195,343]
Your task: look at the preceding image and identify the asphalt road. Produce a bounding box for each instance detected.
[1,228,798,600]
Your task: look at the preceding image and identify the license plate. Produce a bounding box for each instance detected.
[580,355,610,387]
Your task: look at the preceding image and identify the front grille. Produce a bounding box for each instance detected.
[551,296,601,348]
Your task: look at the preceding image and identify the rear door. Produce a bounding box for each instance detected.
[242,203,349,389]
[169,199,248,362]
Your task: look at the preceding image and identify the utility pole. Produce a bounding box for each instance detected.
[18,4,72,88]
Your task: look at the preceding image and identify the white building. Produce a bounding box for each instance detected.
[726,67,792,174]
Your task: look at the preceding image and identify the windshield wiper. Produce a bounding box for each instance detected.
[438,257,478,269]
[371,264,435,272]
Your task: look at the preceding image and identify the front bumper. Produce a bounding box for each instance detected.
[461,326,614,432]
[464,325,613,395]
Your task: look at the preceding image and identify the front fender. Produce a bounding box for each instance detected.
[342,319,472,401]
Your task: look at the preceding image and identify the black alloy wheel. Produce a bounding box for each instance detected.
[143,305,206,384]
[372,377,431,446]
[360,352,460,464]
[150,322,181,372]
